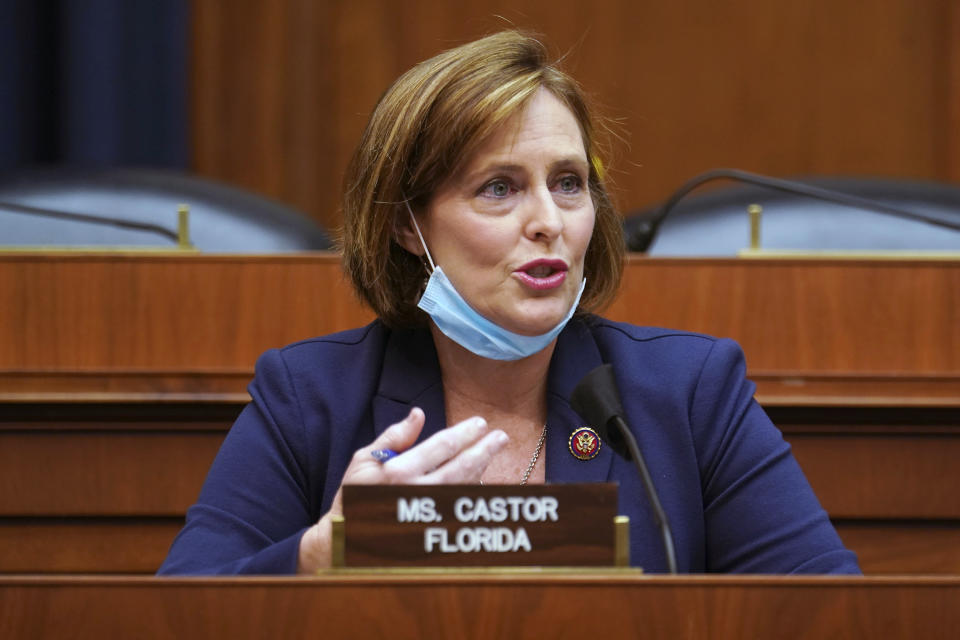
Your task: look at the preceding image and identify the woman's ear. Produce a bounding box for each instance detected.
[394,209,426,256]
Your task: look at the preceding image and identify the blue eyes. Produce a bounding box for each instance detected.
[479,175,583,198]
[557,175,580,193]
[484,180,512,197]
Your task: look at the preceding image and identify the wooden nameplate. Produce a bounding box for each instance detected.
[335,483,626,568]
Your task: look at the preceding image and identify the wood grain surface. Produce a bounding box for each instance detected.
[191,1,960,231]
[2,254,956,402]
[0,520,182,574]
[1,576,959,639]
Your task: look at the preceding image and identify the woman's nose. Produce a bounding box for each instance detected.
[523,188,563,241]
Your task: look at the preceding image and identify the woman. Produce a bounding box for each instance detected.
[159,31,859,575]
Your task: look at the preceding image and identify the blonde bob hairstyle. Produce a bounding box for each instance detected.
[341,30,624,328]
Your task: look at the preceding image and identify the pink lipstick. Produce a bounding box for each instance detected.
[514,259,568,290]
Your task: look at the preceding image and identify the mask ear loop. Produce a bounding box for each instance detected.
[403,198,436,273]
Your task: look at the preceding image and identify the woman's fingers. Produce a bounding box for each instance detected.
[384,416,497,478]
[344,410,508,487]
[369,407,425,454]
[340,408,425,488]
[327,409,506,540]
[417,429,509,484]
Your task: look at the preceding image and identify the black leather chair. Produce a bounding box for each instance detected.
[0,167,332,252]
[624,171,960,255]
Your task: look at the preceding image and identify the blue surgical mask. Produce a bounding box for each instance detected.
[405,201,585,361]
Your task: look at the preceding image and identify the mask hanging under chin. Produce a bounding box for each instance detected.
[404,199,585,361]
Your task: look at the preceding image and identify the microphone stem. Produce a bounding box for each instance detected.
[614,415,677,574]
[636,168,960,251]
[1,200,180,243]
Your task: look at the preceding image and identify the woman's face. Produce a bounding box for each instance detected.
[412,87,596,337]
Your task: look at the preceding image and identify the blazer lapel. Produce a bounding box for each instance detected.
[371,326,447,443]
[545,320,615,484]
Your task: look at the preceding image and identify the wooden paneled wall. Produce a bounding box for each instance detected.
[191,1,960,232]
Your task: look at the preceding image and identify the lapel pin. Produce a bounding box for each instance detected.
[568,426,601,461]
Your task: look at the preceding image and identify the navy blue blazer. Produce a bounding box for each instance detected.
[159,317,859,574]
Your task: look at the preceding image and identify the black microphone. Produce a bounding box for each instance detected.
[1,200,181,244]
[570,364,678,574]
[627,168,960,252]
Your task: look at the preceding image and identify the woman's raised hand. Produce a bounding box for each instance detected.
[297,408,508,573]
[349,408,509,485]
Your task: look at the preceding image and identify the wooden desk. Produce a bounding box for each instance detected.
[2,253,957,402]
[1,254,957,574]
[1,574,958,639]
